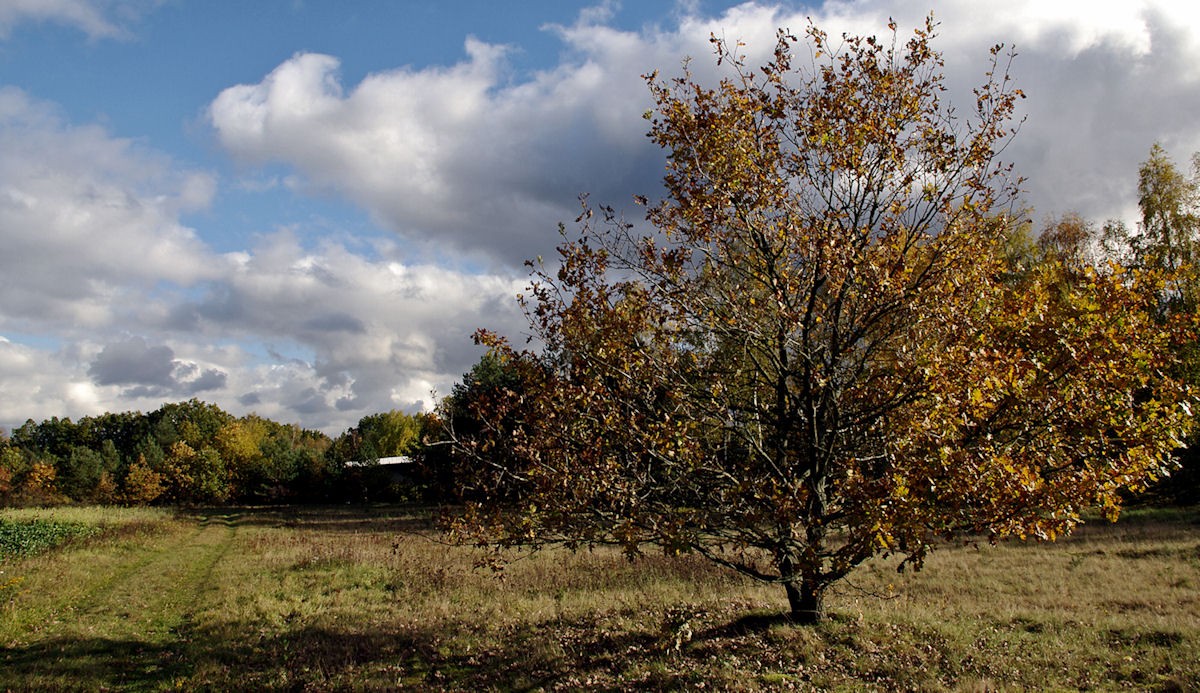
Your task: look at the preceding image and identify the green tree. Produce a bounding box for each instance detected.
[161,441,229,504]
[0,446,28,501]
[134,437,166,473]
[338,410,423,462]
[214,416,272,499]
[448,20,1194,623]
[425,353,526,502]
[149,399,233,451]
[77,410,148,463]
[10,417,79,462]
[327,410,425,502]
[58,446,104,501]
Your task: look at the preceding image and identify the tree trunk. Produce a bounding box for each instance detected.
[784,579,825,624]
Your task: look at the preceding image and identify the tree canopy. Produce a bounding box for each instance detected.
[444,19,1195,623]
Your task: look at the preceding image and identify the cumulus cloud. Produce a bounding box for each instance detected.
[1,228,526,434]
[0,87,220,328]
[210,0,1200,258]
[88,336,176,387]
[804,0,1200,221]
[0,337,134,431]
[179,366,228,395]
[86,336,227,398]
[0,83,525,435]
[208,27,671,264]
[162,229,527,428]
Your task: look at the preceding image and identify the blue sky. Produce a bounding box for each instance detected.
[2,0,1199,436]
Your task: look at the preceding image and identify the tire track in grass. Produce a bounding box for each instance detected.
[0,511,243,690]
[64,521,210,627]
[72,511,241,642]
[0,514,206,642]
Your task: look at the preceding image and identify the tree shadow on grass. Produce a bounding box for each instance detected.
[698,611,794,638]
[0,636,189,691]
[1,615,677,691]
[1,626,421,691]
[410,623,669,692]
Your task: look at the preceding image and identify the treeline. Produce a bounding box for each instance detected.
[0,400,440,506]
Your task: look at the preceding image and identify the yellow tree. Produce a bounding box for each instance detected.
[1132,144,1200,500]
[121,454,165,505]
[214,416,270,497]
[448,19,1194,623]
[1137,143,1199,281]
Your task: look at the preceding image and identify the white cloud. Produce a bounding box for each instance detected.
[208,23,670,264]
[0,338,88,430]
[0,84,527,435]
[0,87,220,327]
[210,0,1200,255]
[1,227,527,434]
[800,1,1200,221]
[0,0,154,40]
[160,229,527,430]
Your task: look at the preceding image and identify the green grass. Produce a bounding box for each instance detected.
[0,504,1196,690]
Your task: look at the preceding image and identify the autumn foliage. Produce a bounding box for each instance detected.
[445,19,1195,623]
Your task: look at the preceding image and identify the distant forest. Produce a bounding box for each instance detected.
[1,350,1195,508]
[0,399,437,506]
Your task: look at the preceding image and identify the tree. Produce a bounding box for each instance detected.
[447,19,1194,623]
[324,410,425,501]
[1136,144,1199,282]
[77,410,148,464]
[11,417,79,462]
[214,416,272,499]
[18,460,60,505]
[332,410,424,464]
[0,446,26,500]
[1036,213,1097,267]
[149,399,233,451]
[281,430,337,503]
[161,441,229,504]
[59,446,104,501]
[356,410,423,460]
[1126,144,1200,503]
[422,352,526,502]
[121,454,165,505]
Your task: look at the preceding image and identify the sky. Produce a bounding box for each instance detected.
[1,0,1199,437]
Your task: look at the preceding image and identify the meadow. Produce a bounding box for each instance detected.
[0,504,1196,691]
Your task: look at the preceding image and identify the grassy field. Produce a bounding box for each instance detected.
[0,505,1196,691]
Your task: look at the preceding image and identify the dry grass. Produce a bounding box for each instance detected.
[0,504,1196,691]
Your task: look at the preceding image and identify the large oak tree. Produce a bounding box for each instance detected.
[445,19,1194,623]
